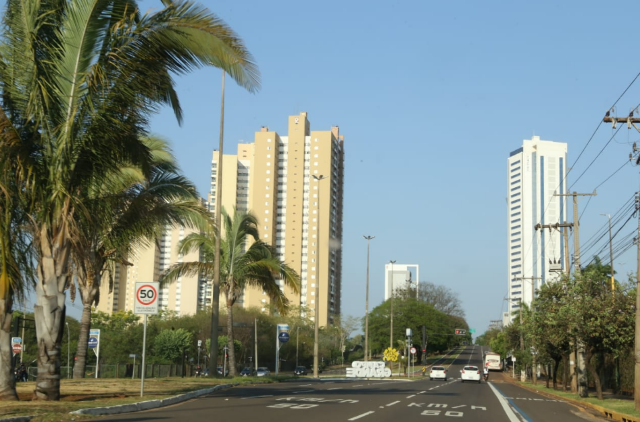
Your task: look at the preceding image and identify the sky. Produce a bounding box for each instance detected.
[55,0,640,337]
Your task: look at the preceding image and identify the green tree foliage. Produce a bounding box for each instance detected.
[154,329,193,363]
[367,297,470,358]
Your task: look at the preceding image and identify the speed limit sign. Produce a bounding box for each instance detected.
[135,282,159,315]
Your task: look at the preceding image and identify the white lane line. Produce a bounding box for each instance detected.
[328,388,341,390]
[386,401,400,406]
[299,384,312,386]
[419,391,426,394]
[406,395,416,398]
[293,390,315,394]
[352,384,363,387]
[241,395,273,399]
[348,411,375,421]
[488,382,520,422]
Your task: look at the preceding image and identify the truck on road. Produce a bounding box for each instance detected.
[484,351,502,371]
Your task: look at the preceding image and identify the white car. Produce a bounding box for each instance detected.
[429,366,448,381]
[460,365,481,383]
[256,367,270,377]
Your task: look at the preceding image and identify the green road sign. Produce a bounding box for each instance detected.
[469,328,476,334]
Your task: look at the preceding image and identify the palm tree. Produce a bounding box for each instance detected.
[0,0,259,400]
[162,208,300,376]
[70,136,208,379]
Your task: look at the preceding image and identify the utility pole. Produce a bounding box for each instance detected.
[363,235,374,361]
[556,191,596,397]
[630,142,640,410]
[389,260,396,350]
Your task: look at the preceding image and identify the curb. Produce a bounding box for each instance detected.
[69,383,236,417]
[0,417,35,422]
[503,376,639,422]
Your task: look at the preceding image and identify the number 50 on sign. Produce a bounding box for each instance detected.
[135,282,159,315]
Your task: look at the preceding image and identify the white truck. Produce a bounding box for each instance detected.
[483,351,502,371]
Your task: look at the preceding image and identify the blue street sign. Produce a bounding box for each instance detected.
[278,332,290,343]
[88,337,98,349]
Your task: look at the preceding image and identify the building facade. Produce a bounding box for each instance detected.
[384,263,419,300]
[506,136,567,323]
[209,112,345,327]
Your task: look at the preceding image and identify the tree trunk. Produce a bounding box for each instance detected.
[553,358,560,389]
[562,354,568,392]
[585,349,603,400]
[73,303,92,379]
[0,298,17,400]
[226,298,237,377]
[73,277,99,379]
[33,228,70,401]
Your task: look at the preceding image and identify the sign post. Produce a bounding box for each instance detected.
[88,329,100,378]
[11,337,22,356]
[135,282,159,397]
[275,324,289,375]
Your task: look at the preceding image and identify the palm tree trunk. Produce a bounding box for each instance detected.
[0,298,17,400]
[226,297,237,376]
[73,302,92,379]
[33,229,69,401]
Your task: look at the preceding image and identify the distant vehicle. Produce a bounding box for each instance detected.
[256,367,270,377]
[484,352,502,371]
[429,366,448,381]
[240,367,256,376]
[217,366,229,376]
[460,365,481,383]
[294,366,307,376]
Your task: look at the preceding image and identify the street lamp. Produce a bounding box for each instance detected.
[312,174,327,379]
[66,322,70,379]
[296,326,300,367]
[389,260,396,349]
[600,213,615,292]
[363,235,374,361]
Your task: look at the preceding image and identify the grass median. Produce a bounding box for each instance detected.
[515,381,640,420]
[1,376,286,422]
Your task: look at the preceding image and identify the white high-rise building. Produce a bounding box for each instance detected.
[384,263,419,300]
[506,136,567,322]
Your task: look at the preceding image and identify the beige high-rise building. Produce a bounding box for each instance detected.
[94,225,203,316]
[209,112,345,327]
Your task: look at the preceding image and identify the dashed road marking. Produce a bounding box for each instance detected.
[293,390,315,394]
[348,411,375,421]
[328,388,341,390]
[407,395,416,398]
[386,401,400,406]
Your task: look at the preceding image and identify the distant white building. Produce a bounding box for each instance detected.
[384,263,419,300]
[506,136,567,322]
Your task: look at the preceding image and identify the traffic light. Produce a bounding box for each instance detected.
[455,329,466,335]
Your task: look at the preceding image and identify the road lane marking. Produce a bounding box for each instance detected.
[488,383,526,422]
[348,411,375,420]
[407,395,416,398]
[386,401,400,406]
[419,391,426,394]
[352,384,363,387]
[293,390,315,394]
[242,395,273,399]
[328,388,341,390]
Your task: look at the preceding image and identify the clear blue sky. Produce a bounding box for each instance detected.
[59,0,640,336]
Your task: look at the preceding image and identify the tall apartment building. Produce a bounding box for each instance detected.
[95,225,204,316]
[209,112,345,327]
[384,263,420,300]
[506,136,567,324]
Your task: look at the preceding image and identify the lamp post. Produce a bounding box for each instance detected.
[312,174,326,378]
[389,260,396,349]
[363,235,374,361]
[600,213,615,292]
[66,322,70,379]
[296,326,300,367]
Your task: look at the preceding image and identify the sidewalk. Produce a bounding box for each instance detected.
[496,370,639,422]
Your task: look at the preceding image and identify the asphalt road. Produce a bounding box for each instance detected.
[99,345,604,422]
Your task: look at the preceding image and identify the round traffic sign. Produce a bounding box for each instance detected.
[410,347,417,355]
[12,344,21,353]
[136,284,158,306]
[88,337,98,349]
[278,332,290,343]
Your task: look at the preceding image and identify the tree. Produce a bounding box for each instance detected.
[0,0,259,400]
[154,329,193,363]
[418,282,465,318]
[70,136,206,379]
[162,208,300,376]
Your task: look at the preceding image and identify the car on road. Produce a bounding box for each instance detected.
[293,366,307,375]
[429,365,448,381]
[256,367,270,377]
[217,366,229,376]
[240,367,256,376]
[460,365,481,383]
